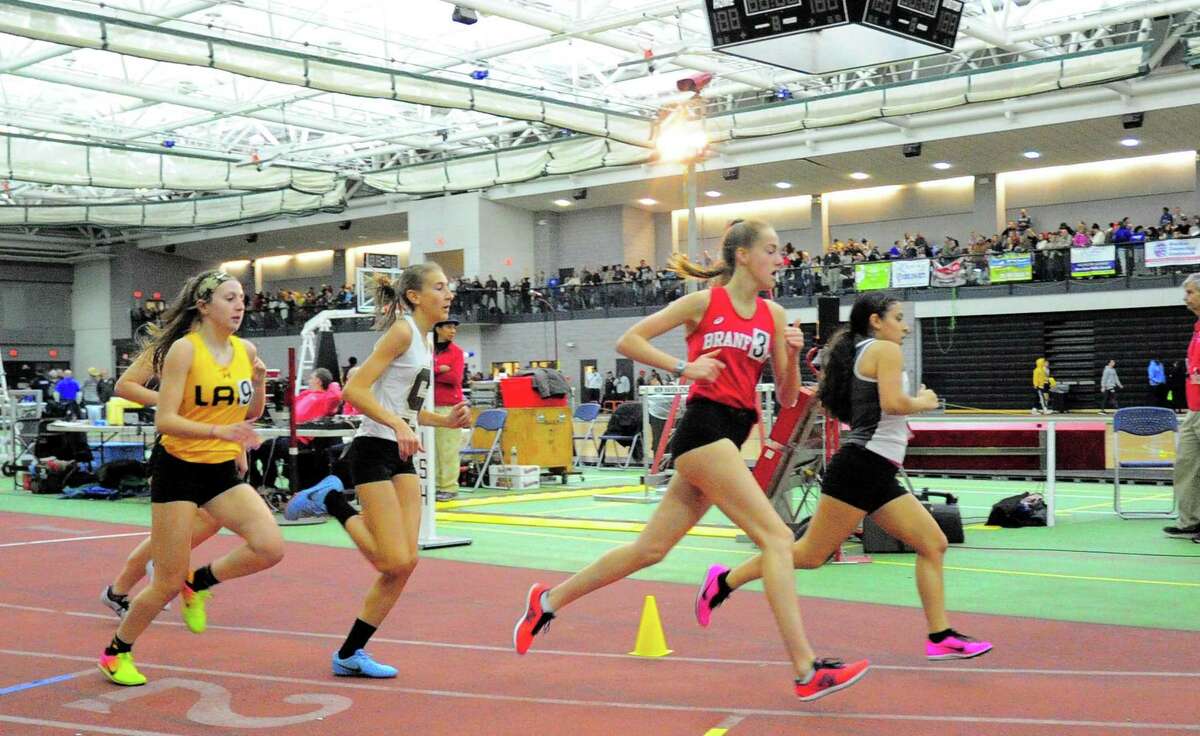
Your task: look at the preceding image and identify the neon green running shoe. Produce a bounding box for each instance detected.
[180,584,211,634]
[98,651,146,687]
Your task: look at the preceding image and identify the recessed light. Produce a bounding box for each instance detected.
[637,198,657,206]
[774,181,793,189]
[553,199,572,207]
[1120,137,1140,147]
[932,162,953,170]
[1022,150,1041,159]
[849,172,870,180]
[705,190,722,198]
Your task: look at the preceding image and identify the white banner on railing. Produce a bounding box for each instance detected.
[890,259,930,288]
[1146,238,1200,267]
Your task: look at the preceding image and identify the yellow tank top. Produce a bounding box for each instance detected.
[162,332,253,463]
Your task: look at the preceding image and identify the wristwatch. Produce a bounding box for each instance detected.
[673,358,687,377]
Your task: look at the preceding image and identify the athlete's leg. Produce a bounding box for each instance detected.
[869,494,949,633]
[675,440,815,678]
[201,483,286,582]
[114,501,197,645]
[546,471,710,611]
[724,494,866,589]
[110,509,220,596]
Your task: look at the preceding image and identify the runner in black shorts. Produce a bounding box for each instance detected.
[284,263,470,678]
[698,292,994,663]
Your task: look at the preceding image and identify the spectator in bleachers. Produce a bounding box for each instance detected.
[1017,209,1032,233]
[1161,207,1175,228]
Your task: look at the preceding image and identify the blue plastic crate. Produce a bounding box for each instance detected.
[86,442,147,469]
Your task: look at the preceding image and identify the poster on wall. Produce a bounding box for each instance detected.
[1145,239,1200,267]
[988,252,1033,283]
[931,257,968,287]
[854,261,891,291]
[890,259,930,288]
[1070,245,1116,277]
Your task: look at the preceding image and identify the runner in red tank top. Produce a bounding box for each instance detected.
[686,285,775,411]
[514,219,870,702]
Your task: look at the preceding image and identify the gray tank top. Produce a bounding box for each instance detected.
[841,338,910,465]
[356,314,432,441]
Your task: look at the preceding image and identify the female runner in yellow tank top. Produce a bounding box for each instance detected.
[99,270,283,686]
[99,350,223,619]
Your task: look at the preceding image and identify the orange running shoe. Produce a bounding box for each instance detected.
[513,583,554,655]
[794,658,870,701]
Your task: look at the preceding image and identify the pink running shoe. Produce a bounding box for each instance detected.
[694,564,731,628]
[926,630,993,660]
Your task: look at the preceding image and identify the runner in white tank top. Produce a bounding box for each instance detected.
[284,264,471,679]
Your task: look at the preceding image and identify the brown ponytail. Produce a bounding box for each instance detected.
[668,218,772,284]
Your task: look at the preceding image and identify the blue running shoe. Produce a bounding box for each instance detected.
[332,649,397,678]
[284,476,342,521]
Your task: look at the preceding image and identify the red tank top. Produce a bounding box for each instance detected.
[686,286,775,411]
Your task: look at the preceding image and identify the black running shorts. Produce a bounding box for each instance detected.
[151,448,243,506]
[821,443,908,515]
[670,397,758,460]
[348,435,417,486]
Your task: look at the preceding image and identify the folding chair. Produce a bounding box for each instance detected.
[1112,407,1178,519]
[597,402,642,468]
[460,409,507,490]
[572,402,602,466]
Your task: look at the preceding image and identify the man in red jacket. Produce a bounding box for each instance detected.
[1166,274,1200,540]
[433,319,467,501]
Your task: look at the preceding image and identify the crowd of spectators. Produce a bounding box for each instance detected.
[129,204,1200,335]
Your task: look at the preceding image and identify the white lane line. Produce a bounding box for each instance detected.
[0,714,185,736]
[0,532,149,549]
[0,648,1196,731]
[5,604,1200,679]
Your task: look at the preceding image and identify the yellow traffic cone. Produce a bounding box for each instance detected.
[629,595,672,657]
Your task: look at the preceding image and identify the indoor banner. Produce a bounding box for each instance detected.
[987,252,1033,283]
[1145,238,1200,267]
[854,261,891,291]
[890,259,930,288]
[1070,245,1116,277]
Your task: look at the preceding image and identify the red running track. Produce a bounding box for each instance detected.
[1,511,1197,735]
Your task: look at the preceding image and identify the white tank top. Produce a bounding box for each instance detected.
[355,314,432,442]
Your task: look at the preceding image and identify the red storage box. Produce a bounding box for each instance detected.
[499,376,568,408]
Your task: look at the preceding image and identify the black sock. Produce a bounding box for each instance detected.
[337,618,377,660]
[928,628,956,643]
[105,635,132,656]
[716,570,733,597]
[324,491,359,527]
[188,564,220,593]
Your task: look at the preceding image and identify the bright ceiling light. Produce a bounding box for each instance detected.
[774,181,793,189]
[1120,137,1141,147]
[705,190,722,198]
[637,198,658,206]
[932,161,953,170]
[1022,150,1041,159]
[553,199,572,207]
[654,106,708,163]
[849,171,870,180]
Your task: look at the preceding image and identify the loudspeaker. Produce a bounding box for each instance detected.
[817,296,841,345]
[861,490,964,553]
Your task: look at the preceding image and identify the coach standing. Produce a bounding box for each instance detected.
[433,319,466,501]
[1166,274,1200,540]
